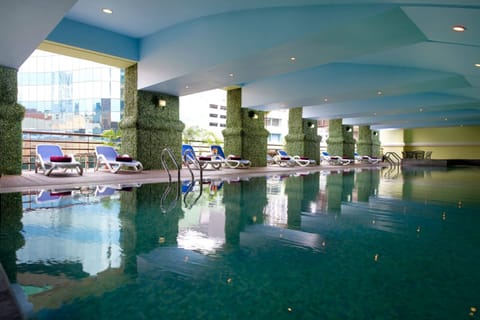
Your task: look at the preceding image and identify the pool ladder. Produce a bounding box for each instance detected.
[159,147,203,212]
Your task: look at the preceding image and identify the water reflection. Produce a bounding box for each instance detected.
[0,167,479,318]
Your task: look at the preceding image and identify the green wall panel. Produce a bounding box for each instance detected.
[0,66,25,175]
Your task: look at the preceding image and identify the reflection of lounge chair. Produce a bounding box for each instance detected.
[275,150,316,167]
[95,146,143,173]
[36,189,73,203]
[354,152,381,164]
[182,144,222,170]
[210,145,251,169]
[35,144,83,176]
[321,151,351,165]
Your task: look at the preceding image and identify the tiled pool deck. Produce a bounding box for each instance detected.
[0,163,383,193]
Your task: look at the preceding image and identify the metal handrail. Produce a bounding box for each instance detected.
[159,147,181,213]
[384,152,401,166]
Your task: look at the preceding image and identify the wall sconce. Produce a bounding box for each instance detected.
[152,96,167,108]
[307,121,315,128]
[345,126,353,132]
[248,110,258,119]
[373,131,378,136]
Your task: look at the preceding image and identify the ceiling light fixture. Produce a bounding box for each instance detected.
[452,25,466,32]
[377,91,382,95]
[289,57,296,62]
[229,73,234,77]
[102,8,113,14]
[475,63,480,68]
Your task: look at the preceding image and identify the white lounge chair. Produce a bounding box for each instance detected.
[35,144,83,176]
[354,152,381,164]
[321,151,351,165]
[95,145,143,173]
[210,145,251,169]
[275,150,315,167]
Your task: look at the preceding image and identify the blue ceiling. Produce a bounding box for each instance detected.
[1,0,479,130]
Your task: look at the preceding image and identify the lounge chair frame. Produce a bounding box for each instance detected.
[274,150,315,167]
[210,145,251,169]
[35,144,83,176]
[182,144,222,170]
[95,145,143,174]
[321,151,351,165]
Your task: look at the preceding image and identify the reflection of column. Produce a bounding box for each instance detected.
[285,173,320,229]
[326,173,343,214]
[342,171,355,202]
[356,170,380,202]
[0,193,25,281]
[223,178,267,246]
[119,183,184,275]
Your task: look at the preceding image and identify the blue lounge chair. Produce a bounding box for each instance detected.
[35,144,83,176]
[321,151,351,165]
[210,145,251,168]
[276,150,316,167]
[95,145,143,173]
[182,144,222,170]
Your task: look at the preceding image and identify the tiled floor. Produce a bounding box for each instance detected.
[0,163,378,193]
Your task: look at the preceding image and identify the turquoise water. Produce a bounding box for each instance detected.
[1,167,479,319]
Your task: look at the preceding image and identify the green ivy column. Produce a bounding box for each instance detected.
[326,119,355,159]
[0,66,25,175]
[222,88,268,167]
[284,107,321,163]
[371,129,381,157]
[120,64,185,169]
[357,125,373,156]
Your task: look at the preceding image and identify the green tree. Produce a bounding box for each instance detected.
[101,129,121,149]
[182,126,221,144]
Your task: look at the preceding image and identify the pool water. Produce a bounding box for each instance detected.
[1,167,479,319]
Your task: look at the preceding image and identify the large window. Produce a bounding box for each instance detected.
[18,50,123,134]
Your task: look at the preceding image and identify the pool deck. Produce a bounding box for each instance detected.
[0,162,384,194]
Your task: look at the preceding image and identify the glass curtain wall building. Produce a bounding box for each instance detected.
[18,50,123,134]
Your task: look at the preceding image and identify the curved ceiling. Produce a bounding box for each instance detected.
[1,0,479,130]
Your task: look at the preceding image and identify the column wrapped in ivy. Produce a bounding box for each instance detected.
[326,119,355,159]
[357,125,373,156]
[222,88,268,167]
[284,107,321,163]
[371,129,381,157]
[120,64,185,169]
[0,66,25,175]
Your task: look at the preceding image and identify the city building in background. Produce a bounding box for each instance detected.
[18,50,123,134]
[180,89,227,139]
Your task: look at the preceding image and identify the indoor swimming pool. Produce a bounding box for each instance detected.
[0,167,479,319]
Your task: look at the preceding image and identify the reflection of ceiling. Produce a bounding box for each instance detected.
[1,1,479,129]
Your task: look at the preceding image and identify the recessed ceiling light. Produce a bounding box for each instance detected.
[444,117,448,121]
[323,98,328,102]
[377,91,382,95]
[452,25,466,32]
[419,107,423,112]
[475,63,480,68]
[229,73,234,77]
[289,57,296,62]
[185,85,189,89]
[102,8,113,14]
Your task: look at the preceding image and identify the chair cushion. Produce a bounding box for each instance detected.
[281,157,291,160]
[198,156,211,161]
[50,156,72,162]
[228,156,242,160]
[300,156,310,160]
[116,156,133,162]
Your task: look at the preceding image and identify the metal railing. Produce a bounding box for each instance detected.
[22,130,105,171]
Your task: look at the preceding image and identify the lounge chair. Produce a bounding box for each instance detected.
[321,151,351,165]
[95,145,143,173]
[210,145,251,168]
[182,144,222,170]
[35,144,83,176]
[275,150,316,167]
[354,152,381,164]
